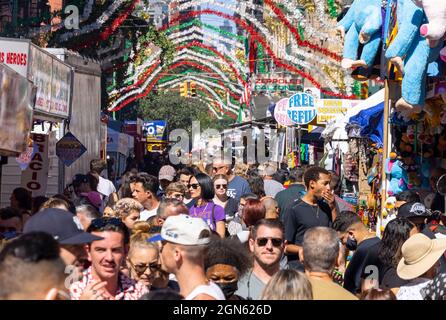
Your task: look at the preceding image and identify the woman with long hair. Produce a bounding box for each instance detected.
[361,218,417,292]
[188,173,226,238]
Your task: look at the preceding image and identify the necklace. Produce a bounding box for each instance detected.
[194,201,209,218]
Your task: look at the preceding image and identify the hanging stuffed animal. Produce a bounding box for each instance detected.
[336,0,383,69]
[385,0,443,119]
[385,152,409,195]
[411,0,446,48]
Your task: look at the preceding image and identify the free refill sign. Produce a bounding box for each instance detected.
[286,92,317,125]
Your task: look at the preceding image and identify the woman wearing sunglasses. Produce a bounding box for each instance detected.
[213,174,239,219]
[188,173,226,238]
[127,224,178,291]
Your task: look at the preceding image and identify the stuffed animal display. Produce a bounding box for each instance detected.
[412,0,446,48]
[336,0,382,69]
[385,152,409,195]
[385,0,442,119]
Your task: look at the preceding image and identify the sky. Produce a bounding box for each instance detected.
[199,1,237,31]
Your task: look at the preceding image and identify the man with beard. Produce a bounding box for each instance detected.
[235,219,286,300]
[70,217,148,300]
[282,166,337,270]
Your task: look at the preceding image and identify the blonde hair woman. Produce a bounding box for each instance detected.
[127,223,178,291]
[110,198,143,230]
[261,270,313,300]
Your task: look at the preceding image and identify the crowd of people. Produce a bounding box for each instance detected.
[0,157,445,300]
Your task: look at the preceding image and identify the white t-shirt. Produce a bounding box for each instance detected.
[396,278,430,300]
[97,176,116,197]
[185,281,225,300]
[139,207,159,221]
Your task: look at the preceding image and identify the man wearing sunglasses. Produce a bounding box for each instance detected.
[212,159,251,202]
[235,219,285,300]
[70,217,148,300]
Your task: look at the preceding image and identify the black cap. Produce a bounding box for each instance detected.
[23,208,103,245]
[398,201,430,220]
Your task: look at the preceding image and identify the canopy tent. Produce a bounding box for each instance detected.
[348,101,384,146]
[322,89,385,153]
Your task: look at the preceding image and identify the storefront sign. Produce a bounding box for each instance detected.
[316,99,361,125]
[255,77,303,92]
[20,133,49,197]
[56,132,87,166]
[287,92,317,125]
[0,64,36,156]
[143,120,166,141]
[0,38,30,77]
[274,98,294,126]
[30,46,72,117]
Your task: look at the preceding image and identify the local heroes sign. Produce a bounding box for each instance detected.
[286,92,317,125]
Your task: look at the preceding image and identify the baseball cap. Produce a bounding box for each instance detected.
[147,214,211,245]
[159,165,176,182]
[23,208,103,245]
[397,201,429,220]
[80,191,103,209]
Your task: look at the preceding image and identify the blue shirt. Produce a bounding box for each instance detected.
[227,176,251,201]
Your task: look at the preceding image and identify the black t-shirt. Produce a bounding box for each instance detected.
[360,241,409,289]
[283,199,332,261]
[224,197,239,217]
[344,237,381,294]
[275,184,306,218]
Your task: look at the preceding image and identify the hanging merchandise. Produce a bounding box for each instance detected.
[385,0,443,120]
[336,0,383,69]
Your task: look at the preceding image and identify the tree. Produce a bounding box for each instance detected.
[117,91,235,134]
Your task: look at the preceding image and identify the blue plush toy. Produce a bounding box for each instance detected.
[336,0,383,69]
[385,154,409,196]
[385,0,443,119]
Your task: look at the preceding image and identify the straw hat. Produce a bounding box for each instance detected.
[397,233,446,280]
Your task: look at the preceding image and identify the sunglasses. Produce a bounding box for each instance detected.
[256,237,283,247]
[215,184,227,189]
[188,183,200,189]
[129,260,161,276]
[213,166,226,171]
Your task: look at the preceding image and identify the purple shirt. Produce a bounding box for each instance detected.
[189,201,225,231]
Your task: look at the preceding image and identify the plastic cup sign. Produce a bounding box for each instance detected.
[274,98,294,126]
[287,92,317,125]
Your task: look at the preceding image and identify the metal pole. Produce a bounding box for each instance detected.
[297,125,302,167]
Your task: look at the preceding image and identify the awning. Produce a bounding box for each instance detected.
[107,128,133,156]
[321,89,385,152]
[348,101,384,146]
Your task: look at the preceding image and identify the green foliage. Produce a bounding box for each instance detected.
[118,91,235,134]
[142,25,175,66]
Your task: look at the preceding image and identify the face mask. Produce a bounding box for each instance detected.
[217,281,238,299]
[345,236,358,251]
